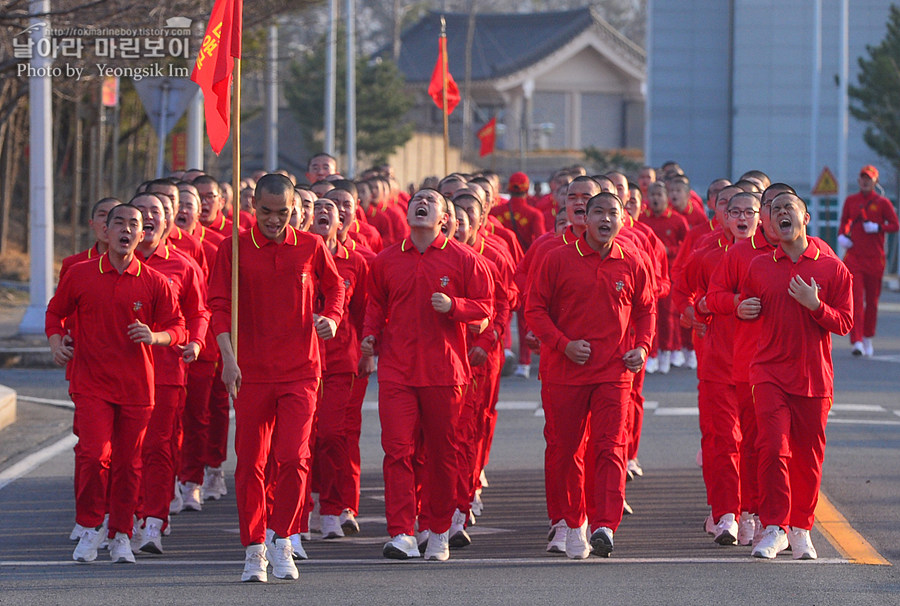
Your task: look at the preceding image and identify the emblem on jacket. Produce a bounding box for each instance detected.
[133,301,143,312]
[440,276,450,288]
[615,281,625,292]
[344,279,351,289]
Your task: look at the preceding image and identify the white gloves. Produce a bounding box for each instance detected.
[863,221,880,234]
[837,234,853,249]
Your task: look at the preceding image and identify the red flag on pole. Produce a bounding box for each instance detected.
[190,0,243,155]
[428,36,459,115]
[476,117,496,157]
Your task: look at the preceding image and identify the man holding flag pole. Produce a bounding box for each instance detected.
[194,0,342,584]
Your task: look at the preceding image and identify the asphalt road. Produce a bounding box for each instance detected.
[1,291,899,604]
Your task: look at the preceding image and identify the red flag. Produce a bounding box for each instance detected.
[191,0,243,155]
[476,117,496,157]
[428,36,459,115]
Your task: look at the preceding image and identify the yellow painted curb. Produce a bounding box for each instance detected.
[815,491,891,565]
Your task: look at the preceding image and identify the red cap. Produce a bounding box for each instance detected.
[508,171,530,194]
[860,165,878,181]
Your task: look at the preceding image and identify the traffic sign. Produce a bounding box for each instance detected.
[812,167,838,196]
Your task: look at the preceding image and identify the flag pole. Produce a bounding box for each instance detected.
[440,16,449,177]
[230,56,241,358]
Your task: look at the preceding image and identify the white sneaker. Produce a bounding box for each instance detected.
[623,499,633,515]
[270,537,299,580]
[659,350,671,374]
[565,521,591,559]
[448,509,471,549]
[383,534,421,560]
[140,517,164,554]
[589,526,614,557]
[470,492,484,517]
[181,482,202,512]
[424,530,450,561]
[645,356,659,374]
[169,479,184,514]
[130,518,144,553]
[863,338,874,357]
[852,341,865,356]
[714,512,738,545]
[671,349,686,367]
[202,466,227,501]
[752,515,764,546]
[321,514,345,539]
[737,512,756,546]
[479,469,489,488]
[686,350,698,370]
[72,526,105,562]
[703,513,716,536]
[69,523,85,542]
[415,528,430,553]
[308,493,321,532]
[751,525,788,559]
[788,527,818,560]
[109,532,136,563]
[547,520,567,553]
[340,509,360,535]
[627,458,643,478]
[514,364,530,379]
[289,533,308,560]
[242,544,268,582]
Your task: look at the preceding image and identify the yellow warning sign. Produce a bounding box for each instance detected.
[812,167,838,196]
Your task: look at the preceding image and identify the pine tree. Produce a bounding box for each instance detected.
[849,5,900,172]
[284,32,413,164]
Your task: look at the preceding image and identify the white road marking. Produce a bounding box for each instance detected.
[16,395,74,410]
[827,419,900,427]
[0,556,850,567]
[654,407,699,416]
[831,404,886,412]
[0,434,78,491]
[644,401,659,410]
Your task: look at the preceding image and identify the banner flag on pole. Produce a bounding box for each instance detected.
[428,35,459,115]
[477,117,496,157]
[190,0,243,155]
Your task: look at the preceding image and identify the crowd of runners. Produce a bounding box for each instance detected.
[46,155,898,580]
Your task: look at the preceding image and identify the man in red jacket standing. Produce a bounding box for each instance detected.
[837,165,899,356]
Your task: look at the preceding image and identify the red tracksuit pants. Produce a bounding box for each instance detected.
[849,263,883,342]
[473,344,503,492]
[233,379,318,545]
[542,381,630,532]
[626,368,645,461]
[141,385,185,524]
[698,380,741,521]
[180,360,216,485]
[736,381,759,514]
[753,382,830,530]
[379,382,464,537]
[72,395,152,537]
[313,372,363,516]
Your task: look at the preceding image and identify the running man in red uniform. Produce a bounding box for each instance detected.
[362,188,493,562]
[526,192,654,559]
[46,203,187,564]
[739,192,853,560]
[209,173,345,582]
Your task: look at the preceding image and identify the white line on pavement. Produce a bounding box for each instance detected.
[17,395,74,409]
[831,404,886,412]
[827,418,900,427]
[0,434,77,491]
[654,407,699,416]
[0,556,850,567]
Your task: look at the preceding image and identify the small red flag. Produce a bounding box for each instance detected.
[191,0,243,155]
[428,36,459,115]
[476,117,496,157]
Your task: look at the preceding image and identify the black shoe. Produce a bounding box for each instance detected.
[590,528,614,558]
